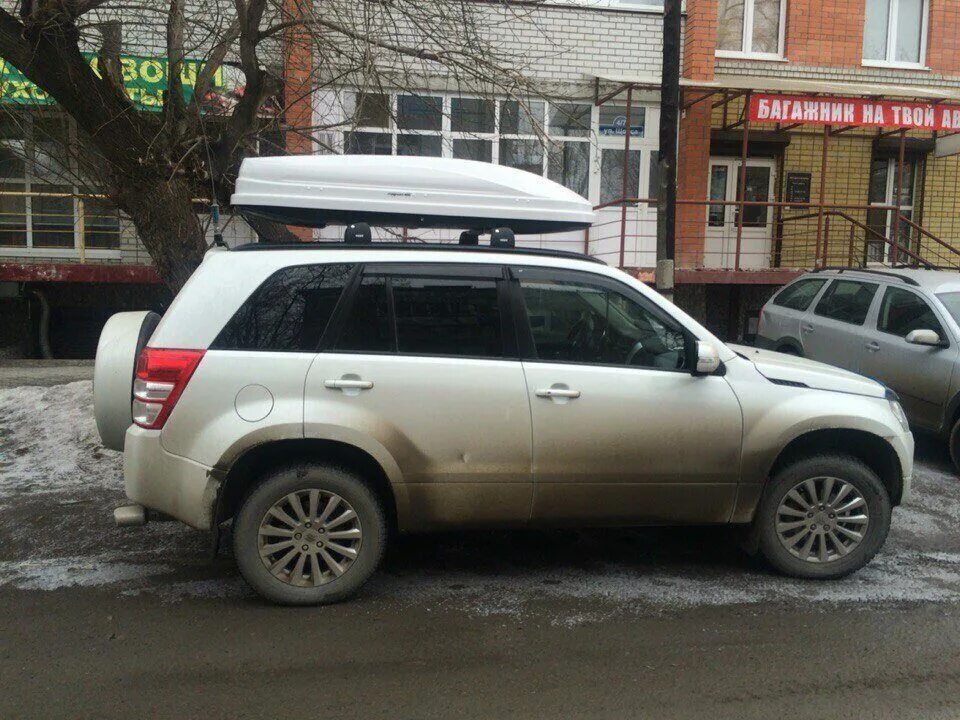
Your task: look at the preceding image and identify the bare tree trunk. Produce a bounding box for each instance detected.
[116,177,208,292]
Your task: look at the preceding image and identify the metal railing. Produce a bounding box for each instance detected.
[589,197,960,272]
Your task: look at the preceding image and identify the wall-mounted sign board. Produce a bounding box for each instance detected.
[785,172,812,206]
[748,93,960,131]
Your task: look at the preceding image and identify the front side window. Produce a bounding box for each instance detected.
[863,0,927,65]
[213,263,353,352]
[878,286,943,338]
[814,280,879,325]
[518,272,688,370]
[772,278,828,311]
[717,0,784,56]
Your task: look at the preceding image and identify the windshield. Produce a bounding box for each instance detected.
[936,292,960,325]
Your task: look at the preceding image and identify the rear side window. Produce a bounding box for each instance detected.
[772,278,827,311]
[212,263,352,352]
[332,270,506,358]
[391,276,503,357]
[878,287,944,338]
[814,280,879,325]
[333,276,393,353]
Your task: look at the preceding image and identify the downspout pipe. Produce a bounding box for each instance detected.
[27,287,53,360]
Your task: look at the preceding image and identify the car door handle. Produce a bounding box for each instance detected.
[324,379,374,390]
[865,341,880,352]
[801,324,814,334]
[535,387,581,399]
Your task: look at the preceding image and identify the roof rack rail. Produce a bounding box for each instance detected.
[232,241,606,264]
[812,266,920,286]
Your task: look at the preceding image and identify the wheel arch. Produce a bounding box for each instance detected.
[942,388,960,436]
[766,428,904,506]
[774,337,803,356]
[215,438,405,534]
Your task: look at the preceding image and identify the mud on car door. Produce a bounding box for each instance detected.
[509,266,744,526]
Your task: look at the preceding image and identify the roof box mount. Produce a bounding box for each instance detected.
[230,155,595,235]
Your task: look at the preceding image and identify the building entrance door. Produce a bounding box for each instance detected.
[866,156,919,264]
[704,157,776,269]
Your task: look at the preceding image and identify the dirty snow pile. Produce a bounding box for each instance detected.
[0,380,121,498]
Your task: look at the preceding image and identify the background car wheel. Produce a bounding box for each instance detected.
[756,454,890,579]
[776,345,801,356]
[948,419,960,473]
[233,464,387,605]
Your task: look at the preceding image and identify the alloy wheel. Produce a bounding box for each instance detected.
[257,489,363,586]
[775,476,870,563]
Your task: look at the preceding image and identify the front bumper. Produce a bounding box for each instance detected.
[122,425,219,530]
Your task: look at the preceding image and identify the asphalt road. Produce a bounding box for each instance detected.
[2,374,960,719]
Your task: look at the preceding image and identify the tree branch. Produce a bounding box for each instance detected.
[165,0,187,125]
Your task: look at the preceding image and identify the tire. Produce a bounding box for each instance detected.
[949,418,960,473]
[776,345,801,356]
[233,464,387,605]
[756,454,891,579]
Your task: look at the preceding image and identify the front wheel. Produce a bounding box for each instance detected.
[233,464,387,605]
[948,418,960,473]
[756,454,891,579]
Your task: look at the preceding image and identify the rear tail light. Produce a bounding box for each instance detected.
[132,347,205,429]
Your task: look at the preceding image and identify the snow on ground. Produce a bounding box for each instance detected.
[2,379,960,620]
[0,381,121,498]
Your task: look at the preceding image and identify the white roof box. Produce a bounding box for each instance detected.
[231,155,595,234]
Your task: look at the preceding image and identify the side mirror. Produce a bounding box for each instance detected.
[905,328,943,347]
[694,341,722,375]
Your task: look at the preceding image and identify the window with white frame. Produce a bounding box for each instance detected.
[716,0,785,57]
[546,0,664,10]
[343,93,592,198]
[0,112,121,253]
[863,0,928,66]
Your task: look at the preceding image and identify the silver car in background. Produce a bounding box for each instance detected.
[758,268,960,468]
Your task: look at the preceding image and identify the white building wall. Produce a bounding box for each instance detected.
[314,3,669,268]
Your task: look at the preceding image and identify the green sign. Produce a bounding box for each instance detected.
[0,53,224,110]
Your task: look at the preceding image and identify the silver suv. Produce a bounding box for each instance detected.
[95,245,913,605]
[758,268,960,468]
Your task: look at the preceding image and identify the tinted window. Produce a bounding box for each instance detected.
[772,278,827,311]
[334,276,393,352]
[213,263,352,352]
[392,276,503,358]
[814,280,879,325]
[878,287,944,338]
[519,275,688,370]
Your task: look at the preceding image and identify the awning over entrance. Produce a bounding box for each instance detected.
[585,71,960,103]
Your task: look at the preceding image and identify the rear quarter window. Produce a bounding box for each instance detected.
[212,263,353,352]
[771,278,827,311]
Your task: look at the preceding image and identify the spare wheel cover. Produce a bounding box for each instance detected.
[93,310,160,452]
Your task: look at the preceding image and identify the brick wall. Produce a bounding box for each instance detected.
[675,0,718,267]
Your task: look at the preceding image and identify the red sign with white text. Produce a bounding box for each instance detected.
[748,93,960,131]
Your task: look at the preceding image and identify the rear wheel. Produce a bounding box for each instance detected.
[233,464,387,605]
[756,454,890,579]
[776,345,801,356]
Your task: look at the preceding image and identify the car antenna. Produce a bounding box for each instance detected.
[210,201,227,248]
